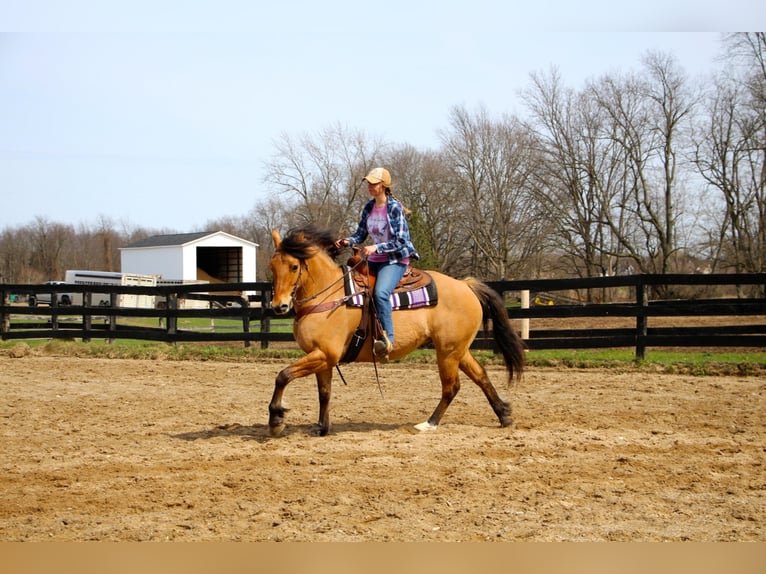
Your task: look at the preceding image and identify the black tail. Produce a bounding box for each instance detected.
[466,278,525,383]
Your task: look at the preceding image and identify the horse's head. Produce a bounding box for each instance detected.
[270,229,300,315]
[269,226,341,315]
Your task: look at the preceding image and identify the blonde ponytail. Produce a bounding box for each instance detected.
[386,189,412,215]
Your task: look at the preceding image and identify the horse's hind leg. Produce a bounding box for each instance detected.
[314,368,333,436]
[415,356,462,431]
[459,352,513,427]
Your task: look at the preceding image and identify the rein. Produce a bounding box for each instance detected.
[292,257,364,316]
[284,251,383,395]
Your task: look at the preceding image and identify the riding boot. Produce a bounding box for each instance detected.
[373,330,393,363]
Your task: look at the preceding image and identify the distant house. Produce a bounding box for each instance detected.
[120,231,258,285]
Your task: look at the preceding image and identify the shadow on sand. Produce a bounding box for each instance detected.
[170,420,418,443]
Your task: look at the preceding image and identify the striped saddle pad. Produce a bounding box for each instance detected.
[343,267,438,310]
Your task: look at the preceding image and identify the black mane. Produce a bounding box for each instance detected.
[279,225,341,260]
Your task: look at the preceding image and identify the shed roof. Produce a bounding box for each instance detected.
[123,232,212,249]
[122,231,257,250]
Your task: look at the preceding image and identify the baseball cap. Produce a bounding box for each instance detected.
[363,167,391,188]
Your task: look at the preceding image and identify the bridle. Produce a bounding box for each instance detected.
[284,253,365,317]
[278,250,382,392]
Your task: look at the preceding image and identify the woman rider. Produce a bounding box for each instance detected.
[335,167,419,361]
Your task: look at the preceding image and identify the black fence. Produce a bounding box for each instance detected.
[487,273,765,359]
[1,273,765,359]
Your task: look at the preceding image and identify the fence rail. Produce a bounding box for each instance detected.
[1,273,765,358]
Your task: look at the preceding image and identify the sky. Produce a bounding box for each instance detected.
[1,1,765,233]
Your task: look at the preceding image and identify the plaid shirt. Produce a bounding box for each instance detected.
[347,197,420,263]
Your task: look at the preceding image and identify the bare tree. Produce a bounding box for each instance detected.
[27,216,75,281]
[94,215,121,272]
[379,145,462,273]
[263,123,386,234]
[0,226,36,283]
[588,52,696,277]
[523,68,631,279]
[440,105,544,279]
[694,33,766,275]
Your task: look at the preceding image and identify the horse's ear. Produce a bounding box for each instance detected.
[271,229,281,249]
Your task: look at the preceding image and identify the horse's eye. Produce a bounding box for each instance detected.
[291,264,299,272]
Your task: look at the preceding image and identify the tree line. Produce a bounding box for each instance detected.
[1,33,763,287]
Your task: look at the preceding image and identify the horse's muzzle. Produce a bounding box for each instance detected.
[272,302,291,315]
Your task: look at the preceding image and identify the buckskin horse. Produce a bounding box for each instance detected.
[268,225,525,436]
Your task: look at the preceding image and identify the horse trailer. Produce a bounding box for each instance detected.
[63,270,159,308]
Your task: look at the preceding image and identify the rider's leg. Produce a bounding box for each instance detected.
[372,262,407,348]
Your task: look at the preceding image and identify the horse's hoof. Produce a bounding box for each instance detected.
[414,421,437,432]
[310,424,330,437]
[269,422,286,437]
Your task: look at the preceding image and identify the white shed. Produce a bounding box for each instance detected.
[120,231,258,285]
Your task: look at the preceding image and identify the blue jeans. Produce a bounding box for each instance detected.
[368,261,407,345]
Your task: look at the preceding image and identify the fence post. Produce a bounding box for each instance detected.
[520,290,530,340]
[241,297,251,348]
[50,289,59,334]
[261,287,271,349]
[107,293,119,344]
[635,279,647,360]
[82,291,92,342]
[166,293,178,340]
[1,289,9,340]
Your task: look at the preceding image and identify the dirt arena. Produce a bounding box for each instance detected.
[0,352,764,541]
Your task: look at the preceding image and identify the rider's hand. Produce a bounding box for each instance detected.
[361,245,377,257]
[334,238,349,249]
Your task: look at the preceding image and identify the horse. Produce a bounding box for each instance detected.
[268,225,525,436]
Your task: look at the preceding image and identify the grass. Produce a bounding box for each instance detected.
[131,317,294,332]
[522,348,766,375]
[10,314,296,332]
[1,339,764,376]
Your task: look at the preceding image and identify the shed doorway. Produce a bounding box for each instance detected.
[196,246,243,283]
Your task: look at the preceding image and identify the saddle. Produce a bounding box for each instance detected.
[340,252,437,364]
[347,252,433,294]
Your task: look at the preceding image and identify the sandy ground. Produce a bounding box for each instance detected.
[0,353,764,541]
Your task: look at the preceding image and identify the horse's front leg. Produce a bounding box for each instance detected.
[268,349,330,437]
